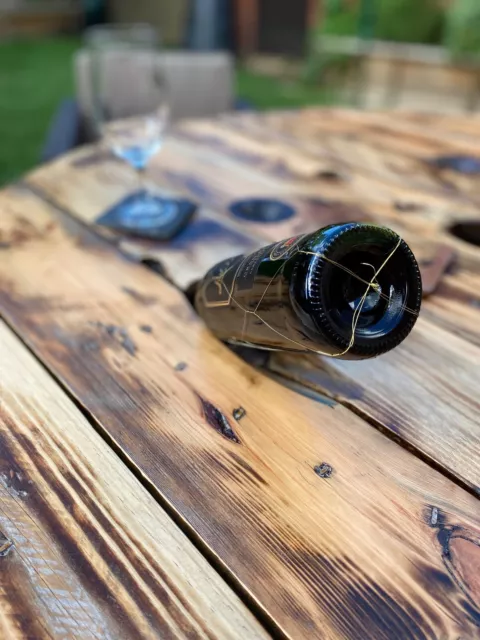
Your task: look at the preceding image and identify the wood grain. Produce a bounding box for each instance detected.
[269,316,480,491]
[28,144,263,289]
[28,111,480,281]
[0,319,269,639]
[0,185,479,639]
[25,110,480,491]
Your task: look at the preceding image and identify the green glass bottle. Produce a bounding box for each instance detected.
[194,222,422,359]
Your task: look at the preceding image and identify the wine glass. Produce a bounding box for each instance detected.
[86,24,170,219]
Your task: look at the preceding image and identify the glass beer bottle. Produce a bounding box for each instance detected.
[194,223,422,360]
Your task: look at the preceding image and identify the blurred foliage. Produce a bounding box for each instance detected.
[302,45,356,89]
[320,0,444,44]
[315,0,480,61]
[305,0,445,86]
[444,0,480,60]
[322,0,360,37]
[375,0,444,44]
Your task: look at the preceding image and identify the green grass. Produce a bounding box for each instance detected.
[236,68,333,111]
[0,36,331,186]
[0,37,80,186]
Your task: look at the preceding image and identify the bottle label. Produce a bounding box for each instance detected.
[199,234,305,308]
[235,245,273,292]
[199,254,244,308]
[269,234,305,261]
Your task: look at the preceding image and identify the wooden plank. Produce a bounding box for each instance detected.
[0,322,266,640]
[270,108,480,156]
[422,271,480,346]
[0,320,269,639]
[269,316,480,491]
[215,112,480,209]
[217,110,480,214]
[0,185,479,638]
[218,110,455,161]
[341,110,480,157]
[247,110,480,214]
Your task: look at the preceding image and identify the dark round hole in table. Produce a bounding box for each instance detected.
[449,221,480,247]
[229,199,295,223]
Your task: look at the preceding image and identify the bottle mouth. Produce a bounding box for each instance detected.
[309,224,422,358]
[330,248,393,330]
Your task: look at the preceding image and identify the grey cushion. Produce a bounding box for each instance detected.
[75,49,234,135]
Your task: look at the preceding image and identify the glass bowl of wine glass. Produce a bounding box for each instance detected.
[86,25,196,238]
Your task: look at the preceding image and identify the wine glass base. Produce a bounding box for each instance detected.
[95,190,198,240]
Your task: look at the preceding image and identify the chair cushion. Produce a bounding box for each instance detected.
[75,49,234,133]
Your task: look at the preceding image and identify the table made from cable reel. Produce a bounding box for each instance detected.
[0,108,480,639]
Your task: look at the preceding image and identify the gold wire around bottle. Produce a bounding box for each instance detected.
[215,236,408,357]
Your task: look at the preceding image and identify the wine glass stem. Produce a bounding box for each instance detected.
[137,166,147,193]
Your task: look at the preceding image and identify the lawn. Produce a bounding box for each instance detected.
[0,36,331,186]
[0,37,80,186]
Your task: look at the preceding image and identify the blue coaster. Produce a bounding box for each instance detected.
[229,198,295,223]
[96,190,197,240]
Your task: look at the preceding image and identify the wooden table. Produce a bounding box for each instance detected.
[0,108,480,639]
